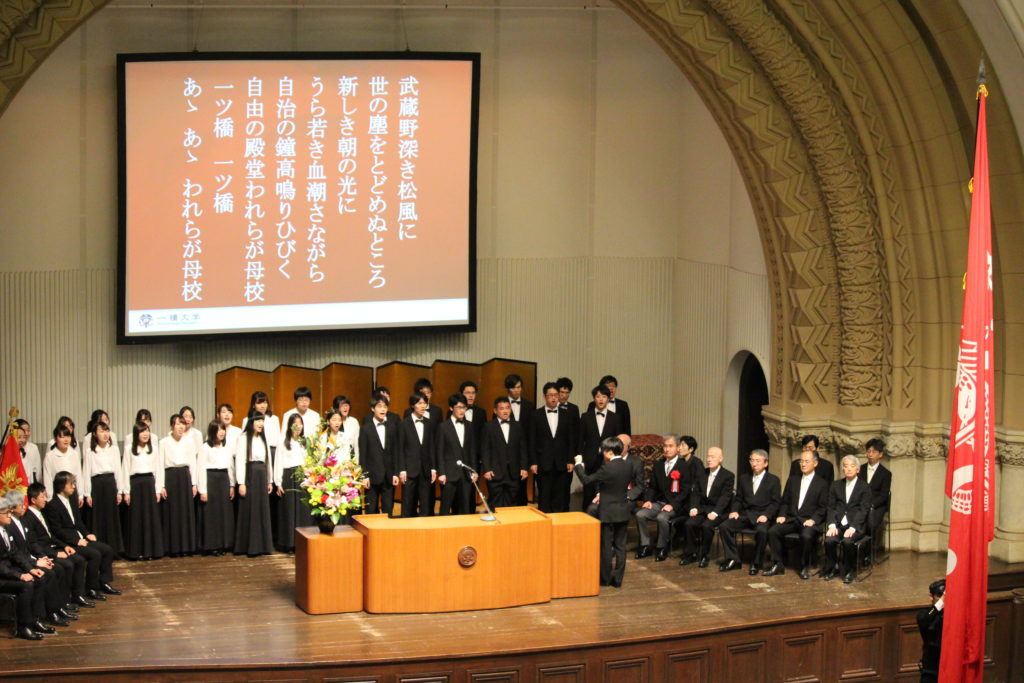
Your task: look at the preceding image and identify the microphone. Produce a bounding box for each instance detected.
[456,460,477,474]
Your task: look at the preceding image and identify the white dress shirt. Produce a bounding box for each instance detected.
[273,439,306,486]
[43,445,82,498]
[81,441,126,496]
[867,463,878,483]
[198,443,236,494]
[752,471,764,495]
[159,434,198,485]
[20,442,42,486]
[242,414,283,448]
[797,472,814,509]
[122,441,164,491]
[508,398,521,421]
[452,416,465,447]
[57,494,83,540]
[545,407,559,437]
[706,467,720,497]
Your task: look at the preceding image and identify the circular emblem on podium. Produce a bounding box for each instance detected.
[457,546,477,568]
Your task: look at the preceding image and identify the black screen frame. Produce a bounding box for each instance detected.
[116,50,479,345]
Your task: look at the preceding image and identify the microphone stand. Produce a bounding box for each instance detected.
[459,461,497,522]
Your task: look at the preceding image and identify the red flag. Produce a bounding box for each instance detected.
[939,75,996,683]
[1,426,29,496]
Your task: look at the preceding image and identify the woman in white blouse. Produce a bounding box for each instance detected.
[319,410,355,461]
[45,416,82,481]
[82,409,117,460]
[274,414,312,552]
[159,413,198,557]
[177,406,205,452]
[81,422,125,555]
[197,420,234,555]
[122,420,164,560]
[333,395,361,462]
[234,413,273,556]
[241,392,281,457]
[43,424,82,501]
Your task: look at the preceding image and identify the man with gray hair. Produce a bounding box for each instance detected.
[635,434,694,561]
[719,449,780,574]
[0,491,54,639]
[823,455,872,583]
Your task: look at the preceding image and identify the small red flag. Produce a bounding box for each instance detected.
[939,74,995,683]
[1,427,29,496]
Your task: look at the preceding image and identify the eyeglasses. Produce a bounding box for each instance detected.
[0,509,12,515]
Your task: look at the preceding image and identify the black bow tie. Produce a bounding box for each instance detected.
[547,409,558,414]
[499,419,509,425]
[596,412,605,418]
[509,399,520,404]
[414,419,423,424]
[375,421,386,427]
[455,419,465,424]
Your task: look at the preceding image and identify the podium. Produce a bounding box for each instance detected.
[354,507,553,613]
[295,507,600,614]
[294,526,363,614]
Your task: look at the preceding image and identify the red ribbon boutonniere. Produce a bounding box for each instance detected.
[670,469,680,492]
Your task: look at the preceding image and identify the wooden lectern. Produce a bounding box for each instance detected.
[294,526,363,614]
[354,507,553,613]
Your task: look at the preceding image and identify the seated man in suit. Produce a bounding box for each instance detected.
[7,490,77,626]
[789,434,835,484]
[481,397,528,509]
[43,471,120,600]
[436,394,479,515]
[573,437,632,587]
[634,434,693,562]
[860,438,892,545]
[0,492,57,639]
[24,482,91,608]
[719,449,780,574]
[681,446,735,568]
[823,455,873,583]
[765,451,830,579]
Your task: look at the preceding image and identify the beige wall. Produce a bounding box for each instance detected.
[0,5,768,461]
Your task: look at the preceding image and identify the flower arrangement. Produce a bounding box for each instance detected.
[296,422,365,524]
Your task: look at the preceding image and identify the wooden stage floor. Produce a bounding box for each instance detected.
[7,542,1017,680]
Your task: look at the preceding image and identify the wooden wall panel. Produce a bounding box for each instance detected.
[215,367,272,426]
[467,669,520,682]
[837,627,882,680]
[537,664,586,682]
[272,365,324,417]
[431,360,481,414]
[481,358,538,412]
[321,363,374,412]
[603,656,648,683]
[781,632,825,682]
[895,622,921,676]
[376,361,432,409]
[724,641,766,682]
[666,648,710,683]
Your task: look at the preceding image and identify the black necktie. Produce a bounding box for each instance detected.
[547,409,558,414]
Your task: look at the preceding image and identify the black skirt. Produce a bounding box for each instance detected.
[127,473,164,559]
[275,465,313,552]
[199,469,234,551]
[89,473,125,555]
[162,467,196,554]
[234,460,273,556]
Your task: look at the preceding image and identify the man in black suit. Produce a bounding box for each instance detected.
[720,449,780,574]
[635,434,693,562]
[504,374,535,506]
[917,579,945,683]
[823,455,873,583]
[788,434,835,484]
[481,397,528,509]
[24,483,90,608]
[7,491,77,626]
[401,379,444,428]
[531,382,576,513]
[359,395,400,516]
[436,394,479,515]
[366,387,402,427]
[398,393,437,517]
[585,433,644,519]
[43,471,119,599]
[577,384,623,509]
[860,438,892,542]
[681,446,735,568]
[0,493,56,639]
[457,381,488,449]
[573,437,632,587]
[765,451,830,579]
[586,374,631,435]
[555,377,581,425]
